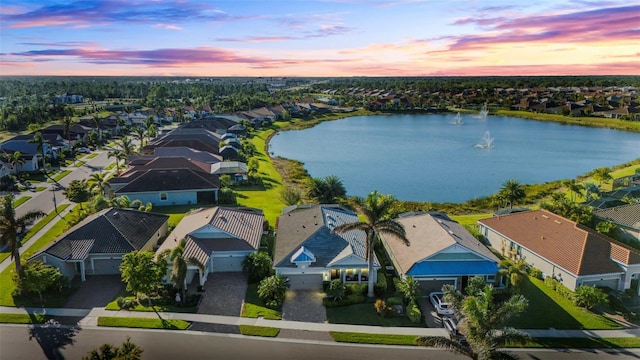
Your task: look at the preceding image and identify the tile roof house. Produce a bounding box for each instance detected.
[30,208,169,281]
[595,203,640,242]
[273,205,377,290]
[478,209,640,294]
[109,156,220,206]
[381,212,500,293]
[156,207,264,287]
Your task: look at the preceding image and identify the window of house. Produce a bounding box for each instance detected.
[160,192,167,201]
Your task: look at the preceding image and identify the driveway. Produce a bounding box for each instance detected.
[196,272,247,316]
[282,290,326,323]
[64,275,123,309]
[419,295,444,328]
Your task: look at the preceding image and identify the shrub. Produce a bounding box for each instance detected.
[117,297,136,310]
[242,252,273,283]
[346,283,367,296]
[323,293,366,307]
[406,301,422,323]
[386,296,403,306]
[374,270,387,297]
[257,275,289,308]
[528,267,543,279]
[374,299,395,317]
[544,277,574,300]
[573,285,608,310]
[327,279,346,302]
[544,277,557,290]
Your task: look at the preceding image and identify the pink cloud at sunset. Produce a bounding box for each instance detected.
[0,0,637,76]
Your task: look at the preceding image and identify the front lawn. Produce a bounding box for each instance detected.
[326,303,428,327]
[104,291,198,313]
[330,332,419,345]
[510,337,640,349]
[97,316,191,330]
[13,196,31,208]
[240,283,281,337]
[0,313,50,324]
[150,204,203,227]
[508,276,622,330]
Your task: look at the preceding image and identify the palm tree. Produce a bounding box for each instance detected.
[5,151,25,174]
[499,179,526,209]
[107,148,126,174]
[416,284,529,360]
[0,194,45,278]
[117,135,138,160]
[498,258,528,293]
[28,132,48,171]
[159,239,204,302]
[132,127,146,151]
[592,167,613,188]
[308,175,347,204]
[332,191,410,298]
[88,172,111,197]
[563,179,584,202]
[91,115,103,143]
[61,115,75,150]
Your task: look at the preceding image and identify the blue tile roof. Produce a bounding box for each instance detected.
[407,260,498,276]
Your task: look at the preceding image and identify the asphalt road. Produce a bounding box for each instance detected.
[2,325,640,360]
[15,151,111,218]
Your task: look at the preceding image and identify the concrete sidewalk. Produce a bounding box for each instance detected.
[2,306,640,339]
[0,200,73,273]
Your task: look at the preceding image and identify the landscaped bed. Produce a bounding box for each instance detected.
[326,302,428,328]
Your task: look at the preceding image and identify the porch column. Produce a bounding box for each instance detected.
[199,270,205,286]
[90,258,95,274]
[341,269,345,283]
[358,269,362,284]
[80,261,86,282]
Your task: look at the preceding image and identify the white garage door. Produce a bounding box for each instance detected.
[287,274,323,290]
[211,255,244,272]
[583,278,619,290]
[92,259,122,275]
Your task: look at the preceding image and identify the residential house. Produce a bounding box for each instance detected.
[180,117,239,134]
[141,128,222,155]
[478,209,640,294]
[40,124,93,145]
[595,203,640,242]
[157,207,264,287]
[29,208,169,281]
[381,212,500,293]
[273,205,377,290]
[109,157,220,206]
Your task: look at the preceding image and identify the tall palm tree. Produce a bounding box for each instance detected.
[91,115,103,143]
[159,239,204,302]
[6,151,25,174]
[88,172,111,197]
[28,131,48,171]
[416,284,529,360]
[132,127,146,151]
[592,167,613,188]
[499,179,526,209]
[0,194,46,278]
[117,135,138,160]
[107,148,126,175]
[332,191,409,298]
[563,179,584,202]
[308,175,347,204]
[61,115,75,150]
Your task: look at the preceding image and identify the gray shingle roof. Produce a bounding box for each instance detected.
[595,203,640,229]
[115,168,219,193]
[33,208,168,261]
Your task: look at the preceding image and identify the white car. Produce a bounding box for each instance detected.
[76,147,91,154]
[429,292,454,315]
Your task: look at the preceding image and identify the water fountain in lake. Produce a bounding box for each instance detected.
[475,130,494,149]
[474,103,489,119]
[450,112,463,125]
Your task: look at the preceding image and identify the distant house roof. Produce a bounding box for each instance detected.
[383,212,498,276]
[181,117,238,132]
[152,147,223,164]
[210,161,247,175]
[582,197,627,210]
[31,208,168,261]
[274,205,375,269]
[605,186,640,200]
[115,168,219,193]
[159,207,265,262]
[479,209,639,276]
[595,203,640,230]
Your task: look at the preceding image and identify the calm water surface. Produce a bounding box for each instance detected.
[269,114,640,203]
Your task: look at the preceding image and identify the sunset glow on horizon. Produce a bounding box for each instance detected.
[1,0,639,77]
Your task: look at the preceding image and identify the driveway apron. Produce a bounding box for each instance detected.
[64,275,123,309]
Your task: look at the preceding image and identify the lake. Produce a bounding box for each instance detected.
[268,114,640,203]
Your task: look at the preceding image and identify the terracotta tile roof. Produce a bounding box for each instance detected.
[479,209,628,276]
[384,212,498,276]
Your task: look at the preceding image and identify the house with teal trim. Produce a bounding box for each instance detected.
[381,212,501,293]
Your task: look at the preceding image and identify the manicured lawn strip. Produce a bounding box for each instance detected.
[509,277,621,330]
[326,303,428,327]
[35,186,47,192]
[13,197,31,208]
[241,283,282,320]
[104,163,115,171]
[49,170,71,182]
[0,313,50,324]
[509,337,640,349]
[97,316,190,330]
[330,331,418,345]
[236,127,287,226]
[104,294,197,313]
[450,213,492,228]
[0,204,70,264]
[494,110,640,133]
[85,153,98,159]
[238,325,280,337]
[240,283,281,337]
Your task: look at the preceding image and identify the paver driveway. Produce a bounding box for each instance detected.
[64,275,123,309]
[196,272,248,316]
[282,290,326,323]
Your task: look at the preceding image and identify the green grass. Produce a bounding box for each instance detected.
[494,110,640,133]
[510,337,640,349]
[97,316,191,330]
[0,204,70,264]
[85,153,98,159]
[150,204,202,227]
[104,293,197,313]
[238,325,280,337]
[12,196,31,208]
[104,163,116,171]
[450,213,492,227]
[0,313,50,324]
[235,128,287,226]
[508,277,622,330]
[21,204,75,260]
[330,332,419,345]
[326,303,428,327]
[35,186,47,192]
[49,170,72,182]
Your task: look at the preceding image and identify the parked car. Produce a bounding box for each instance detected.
[76,147,91,154]
[442,316,467,345]
[429,292,454,315]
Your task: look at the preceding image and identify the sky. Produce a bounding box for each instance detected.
[0,0,639,77]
